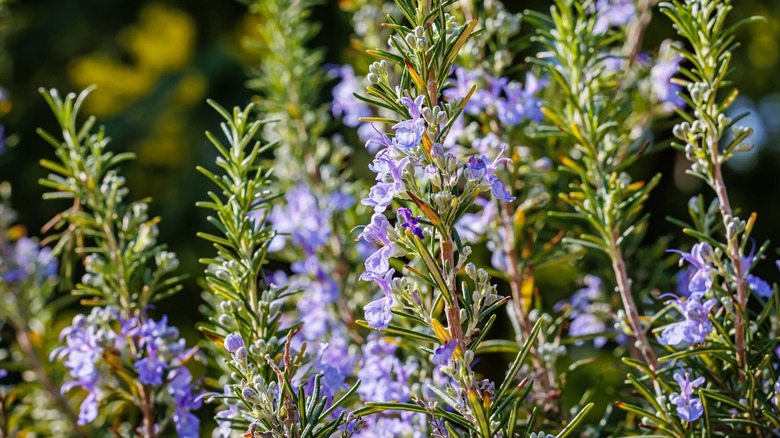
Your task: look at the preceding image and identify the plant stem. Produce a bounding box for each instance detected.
[499,202,557,399]
[140,384,156,438]
[609,239,658,375]
[441,238,465,350]
[623,0,655,62]
[707,135,747,379]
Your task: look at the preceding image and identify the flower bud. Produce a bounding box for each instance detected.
[242,387,258,402]
[224,333,245,353]
[405,33,416,48]
[672,122,690,141]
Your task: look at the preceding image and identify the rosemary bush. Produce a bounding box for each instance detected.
[0,0,778,436]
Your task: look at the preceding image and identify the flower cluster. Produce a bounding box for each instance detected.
[555,276,620,348]
[53,307,202,435]
[353,336,423,436]
[443,69,546,146]
[0,236,57,285]
[658,243,718,346]
[669,369,705,422]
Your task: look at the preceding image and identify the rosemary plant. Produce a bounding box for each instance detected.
[37,88,202,437]
[198,100,360,437]
[617,0,778,435]
[0,183,86,437]
[352,0,593,435]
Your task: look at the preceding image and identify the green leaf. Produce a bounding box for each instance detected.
[355,320,438,343]
[557,403,594,438]
[494,317,543,404]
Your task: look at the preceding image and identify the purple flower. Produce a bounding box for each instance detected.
[443,67,484,115]
[747,274,772,298]
[670,370,705,422]
[362,183,396,212]
[214,385,240,437]
[466,148,511,180]
[657,292,717,346]
[432,340,457,366]
[669,243,714,295]
[472,74,507,112]
[362,152,410,213]
[359,214,392,246]
[362,269,395,329]
[329,190,354,211]
[52,311,110,425]
[52,315,104,390]
[555,276,610,348]
[495,73,547,126]
[306,340,356,398]
[363,245,394,275]
[465,156,488,180]
[224,333,245,353]
[135,347,167,385]
[675,266,695,297]
[593,0,636,34]
[0,369,7,379]
[0,237,58,283]
[455,197,497,243]
[357,336,417,403]
[286,271,341,342]
[168,367,202,438]
[370,150,410,185]
[569,276,602,311]
[465,148,515,201]
[265,185,332,253]
[398,208,424,239]
[359,214,402,276]
[330,65,372,129]
[394,120,425,150]
[364,296,393,330]
[651,40,685,112]
[53,308,201,431]
[364,124,394,154]
[393,95,426,150]
[0,125,5,154]
[487,177,516,202]
[78,392,99,425]
[361,268,395,296]
[569,314,608,348]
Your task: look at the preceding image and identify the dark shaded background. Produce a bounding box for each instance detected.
[1,0,779,428]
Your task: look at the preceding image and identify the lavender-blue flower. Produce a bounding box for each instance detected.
[670,369,705,422]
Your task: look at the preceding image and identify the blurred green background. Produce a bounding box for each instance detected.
[0,0,779,427]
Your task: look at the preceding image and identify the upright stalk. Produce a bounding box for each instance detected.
[708,134,747,375]
[609,243,657,373]
[623,0,655,62]
[140,385,156,438]
[500,203,557,395]
[441,238,465,350]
